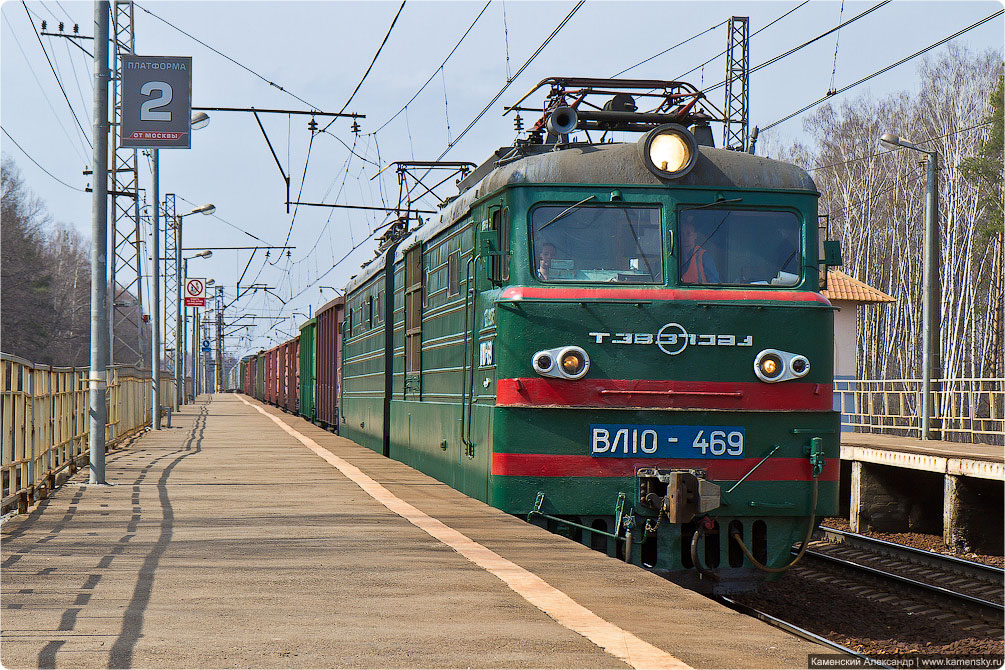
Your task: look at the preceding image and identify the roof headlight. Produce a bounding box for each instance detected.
[639,124,698,179]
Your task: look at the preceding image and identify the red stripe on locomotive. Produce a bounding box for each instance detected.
[500,286,833,305]
[491,453,839,482]
[497,378,833,411]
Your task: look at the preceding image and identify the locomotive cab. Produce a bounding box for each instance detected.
[340,77,843,594]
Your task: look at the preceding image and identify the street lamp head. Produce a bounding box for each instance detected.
[196,249,213,259]
[191,111,210,130]
[188,203,216,216]
[206,279,216,286]
[879,132,902,147]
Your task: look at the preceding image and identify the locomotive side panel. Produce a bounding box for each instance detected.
[386,214,494,501]
[341,274,387,453]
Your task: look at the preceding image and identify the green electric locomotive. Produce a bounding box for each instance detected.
[340,78,842,593]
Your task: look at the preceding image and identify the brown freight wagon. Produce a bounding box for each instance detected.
[277,341,288,408]
[264,344,280,406]
[280,336,299,413]
[315,296,344,432]
[244,353,257,395]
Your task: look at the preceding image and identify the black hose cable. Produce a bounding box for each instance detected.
[732,476,819,573]
[690,519,720,581]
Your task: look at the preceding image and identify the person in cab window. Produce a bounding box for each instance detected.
[537,242,557,280]
[680,220,719,283]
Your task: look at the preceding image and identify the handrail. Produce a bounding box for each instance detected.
[835,377,1003,445]
[1,353,175,515]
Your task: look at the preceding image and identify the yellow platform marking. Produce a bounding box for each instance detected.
[238,395,689,670]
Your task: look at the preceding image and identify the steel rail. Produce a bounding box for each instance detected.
[817,525,1005,582]
[715,596,892,668]
[799,546,1004,620]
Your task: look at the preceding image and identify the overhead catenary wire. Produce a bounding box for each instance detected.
[613,18,728,78]
[701,0,892,95]
[1,125,86,192]
[437,0,586,161]
[175,195,277,246]
[320,0,408,135]
[21,2,92,151]
[806,121,996,173]
[674,1,812,83]
[760,9,1005,133]
[133,2,320,111]
[2,11,89,165]
[371,0,492,135]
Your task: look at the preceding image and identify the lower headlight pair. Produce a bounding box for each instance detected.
[533,346,590,380]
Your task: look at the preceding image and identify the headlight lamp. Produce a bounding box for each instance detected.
[639,124,698,179]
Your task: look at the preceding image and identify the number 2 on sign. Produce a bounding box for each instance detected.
[692,430,743,456]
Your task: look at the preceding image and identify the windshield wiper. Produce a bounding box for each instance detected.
[539,195,597,230]
[692,197,743,210]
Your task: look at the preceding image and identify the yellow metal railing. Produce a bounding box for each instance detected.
[835,377,1004,445]
[1,353,175,514]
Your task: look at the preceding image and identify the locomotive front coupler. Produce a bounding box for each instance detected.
[636,468,721,524]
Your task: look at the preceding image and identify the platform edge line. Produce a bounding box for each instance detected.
[236,395,691,670]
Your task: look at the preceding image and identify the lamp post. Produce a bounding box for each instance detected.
[175,205,216,409]
[151,112,210,426]
[880,132,942,440]
[183,251,213,404]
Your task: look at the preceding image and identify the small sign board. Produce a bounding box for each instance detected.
[202,345,212,353]
[120,55,193,149]
[202,339,211,350]
[185,278,206,307]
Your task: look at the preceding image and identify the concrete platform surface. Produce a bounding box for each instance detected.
[841,432,1003,463]
[3,394,829,669]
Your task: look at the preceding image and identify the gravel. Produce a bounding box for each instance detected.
[730,517,1004,657]
[821,517,1005,569]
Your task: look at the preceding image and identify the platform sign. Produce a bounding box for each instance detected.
[185,278,206,307]
[120,55,192,149]
[202,340,212,353]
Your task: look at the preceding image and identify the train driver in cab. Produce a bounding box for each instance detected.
[537,242,557,280]
[680,219,720,283]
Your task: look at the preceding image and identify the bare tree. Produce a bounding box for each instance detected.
[777,48,1002,391]
[1,157,59,363]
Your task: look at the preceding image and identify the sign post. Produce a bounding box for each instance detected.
[120,53,193,431]
[185,278,206,307]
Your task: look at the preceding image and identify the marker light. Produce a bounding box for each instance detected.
[754,349,811,383]
[534,353,555,375]
[639,124,698,179]
[560,350,586,377]
[757,353,783,380]
[532,346,590,380]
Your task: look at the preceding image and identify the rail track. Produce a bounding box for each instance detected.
[715,596,891,667]
[726,527,1003,657]
[806,526,1004,623]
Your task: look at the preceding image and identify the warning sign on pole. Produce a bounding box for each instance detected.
[185,278,206,307]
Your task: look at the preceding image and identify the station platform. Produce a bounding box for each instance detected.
[840,433,1003,550]
[1,394,829,669]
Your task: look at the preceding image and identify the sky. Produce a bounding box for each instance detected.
[2,0,1003,359]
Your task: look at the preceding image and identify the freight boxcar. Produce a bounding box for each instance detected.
[315,296,344,432]
[299,318,317,421]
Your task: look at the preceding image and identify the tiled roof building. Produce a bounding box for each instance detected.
[823,270,895,304]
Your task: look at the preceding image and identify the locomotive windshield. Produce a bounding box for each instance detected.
[678,208,801,286]
[531,205,662,283]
